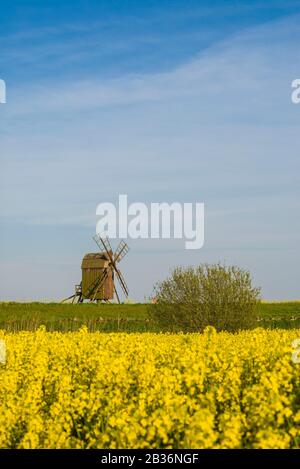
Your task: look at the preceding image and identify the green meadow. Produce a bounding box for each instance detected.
[0,301,300,332]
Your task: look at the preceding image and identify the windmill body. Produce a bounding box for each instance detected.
[81,252,114,301]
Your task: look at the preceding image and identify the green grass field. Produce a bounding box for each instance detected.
[0,301,300,332]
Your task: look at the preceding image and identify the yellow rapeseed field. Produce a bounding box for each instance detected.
[0,326,300,449]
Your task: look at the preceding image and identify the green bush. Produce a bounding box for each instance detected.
[149,264,261,332]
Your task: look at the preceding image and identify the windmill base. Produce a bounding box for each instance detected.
[61,284,114,304]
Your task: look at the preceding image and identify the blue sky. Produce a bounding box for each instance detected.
[0,0,300,300]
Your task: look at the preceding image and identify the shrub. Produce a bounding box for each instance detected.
[149,264,261,332]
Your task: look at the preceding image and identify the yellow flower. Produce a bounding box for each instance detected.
[0,328,300,448]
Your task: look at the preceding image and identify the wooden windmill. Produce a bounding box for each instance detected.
[62,235,129,303]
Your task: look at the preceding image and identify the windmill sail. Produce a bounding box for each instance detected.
[114,240,129,263]
[115,268,129,296]
[93,233,129,301]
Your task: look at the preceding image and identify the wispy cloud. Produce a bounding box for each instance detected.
[1,12,298,122]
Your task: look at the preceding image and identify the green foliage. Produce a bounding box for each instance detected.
[149,264,261,332]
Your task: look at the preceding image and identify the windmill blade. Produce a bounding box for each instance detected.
[91,269,108,302]
[93,234,114,261]
[115,268,129,297]
[113,284,120,304]
[93,233,129,298]
[114,240,129,263]
[86,269,107,300]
